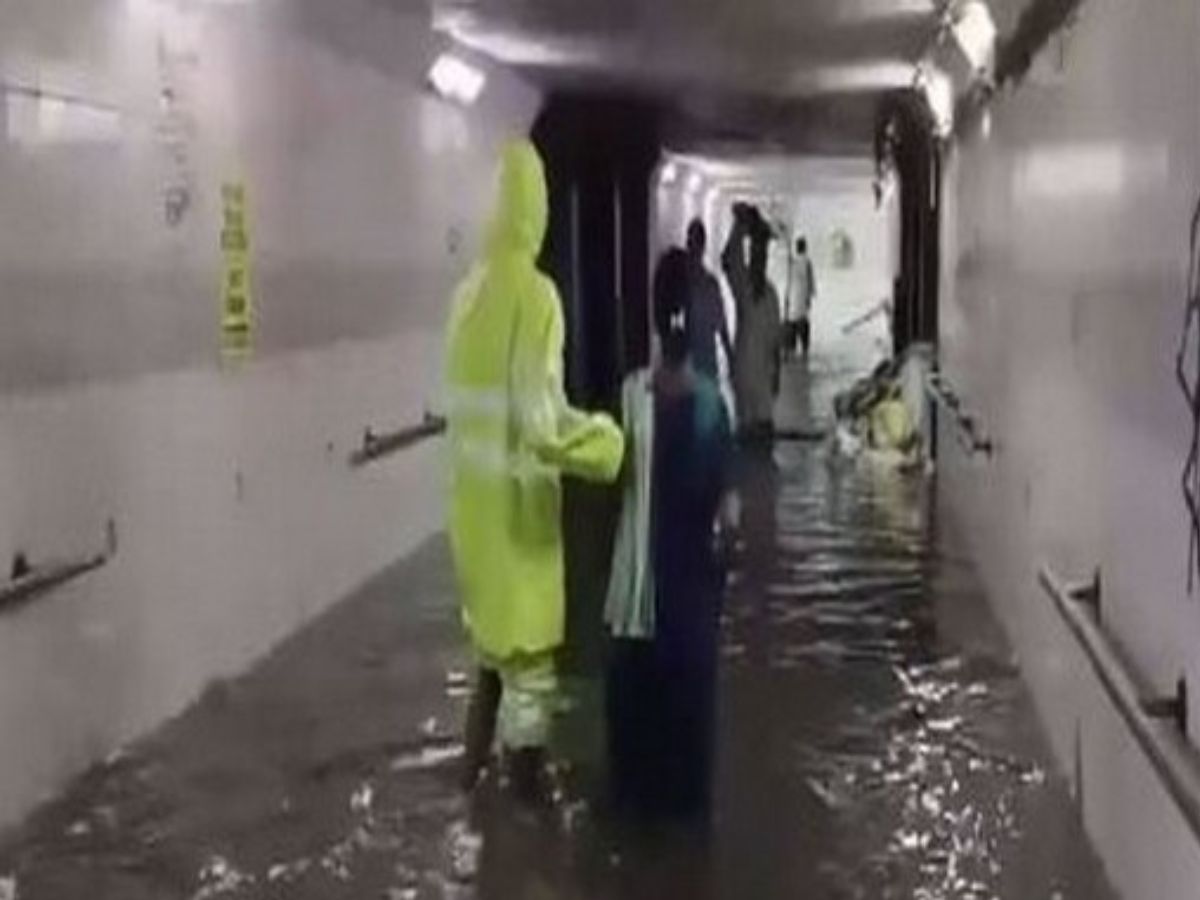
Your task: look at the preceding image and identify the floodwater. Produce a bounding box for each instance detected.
[0,359,1115,900]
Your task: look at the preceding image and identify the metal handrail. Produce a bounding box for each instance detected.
[0,519,118,613]
[349,412,447,468]
[1039,564,1200,840]
[926,373,994,457]
[841,298,893,336]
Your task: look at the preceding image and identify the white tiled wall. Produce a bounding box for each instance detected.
[940,0,1200,895]
[0,0,539,827]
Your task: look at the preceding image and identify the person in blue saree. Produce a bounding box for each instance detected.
[605,247,734,818]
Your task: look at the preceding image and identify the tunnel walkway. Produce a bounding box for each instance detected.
[0,358,1115,900]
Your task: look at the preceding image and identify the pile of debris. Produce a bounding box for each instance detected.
[830,343,934,470]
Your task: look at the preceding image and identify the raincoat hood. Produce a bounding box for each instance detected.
[486,139,549,258]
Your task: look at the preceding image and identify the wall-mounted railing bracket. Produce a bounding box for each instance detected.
[349,412,447,468]
[926,372,994,459]
[1066,569,1102,617]
[0,518,118,614]
[1143,677,1190,739]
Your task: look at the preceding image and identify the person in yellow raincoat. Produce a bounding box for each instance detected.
[445,140,625,800]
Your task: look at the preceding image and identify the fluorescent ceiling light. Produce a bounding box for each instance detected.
[128,0,252,13]
[789,61,915,95]
[678,155,875,182]
[951,0,997,72]
[428,53,486,105]
[833,0,935,22]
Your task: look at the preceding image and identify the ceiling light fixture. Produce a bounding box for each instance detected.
[789,60,915,95]
[428,53,486,105]
[833,0,936,23]
[660,161,679,187]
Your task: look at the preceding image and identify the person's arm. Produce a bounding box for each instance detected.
[516,281,625,484]
[807,258,817,305]
[710,277,736,368]
[721,216,750,310]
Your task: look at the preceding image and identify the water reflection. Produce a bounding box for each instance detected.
[715,373,1108,899]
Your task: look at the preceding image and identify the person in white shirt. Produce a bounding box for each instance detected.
[787,236,817,358]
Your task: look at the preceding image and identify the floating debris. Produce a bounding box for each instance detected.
[391,743,464,773]
[192,855,255,899]
[351,782,375,815]
[1021,766,1047,787]
[264,858,314,885]
[65,820,91,838]
[446,821,483,883]
[926,716,964,734]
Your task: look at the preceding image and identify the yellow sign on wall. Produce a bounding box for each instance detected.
[220,181,253,360]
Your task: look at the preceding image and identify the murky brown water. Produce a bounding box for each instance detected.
[0,360,1115,900]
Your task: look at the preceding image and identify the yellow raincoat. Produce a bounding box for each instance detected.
[445,140,624,670]
[868,388,917,452]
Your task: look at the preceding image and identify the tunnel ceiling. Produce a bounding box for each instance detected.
[426,0,949,154]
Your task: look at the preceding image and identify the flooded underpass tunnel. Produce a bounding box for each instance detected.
[3,1,1200,898]
[0,360,1115,900]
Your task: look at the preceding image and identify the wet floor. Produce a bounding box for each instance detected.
[0,359,1116,900]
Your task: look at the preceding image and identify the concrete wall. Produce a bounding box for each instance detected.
[0,0,539,828]
[939,0,1200,895]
